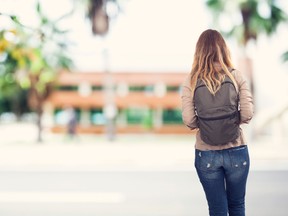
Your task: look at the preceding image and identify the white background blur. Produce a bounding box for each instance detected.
[0,3,288,215]
[1,0,288,143]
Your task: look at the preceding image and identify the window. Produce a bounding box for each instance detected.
[167,86,180,92]
[163,109,182,124]
[126,108,152,128]
[90,108,105,125]
[92,86,103,91]
[129,85,154,93]
[54,108,80,125]
[57,86,78,91]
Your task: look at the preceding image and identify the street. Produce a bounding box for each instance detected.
[0,171,287,216]
[0,124,288,215]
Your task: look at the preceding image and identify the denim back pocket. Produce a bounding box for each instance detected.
[228,146,250,168]
[195,149,216,170]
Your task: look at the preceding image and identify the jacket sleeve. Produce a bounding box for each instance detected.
[234,70,254,124]
[181,76,198,130]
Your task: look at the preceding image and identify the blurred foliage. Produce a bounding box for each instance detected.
[282,51,288,62]
[0,28,32,116]
[0,1,74,141]
[0,1,73,110]
[87,0,125,35]
[206,0,288,45]
[206,0,288,98]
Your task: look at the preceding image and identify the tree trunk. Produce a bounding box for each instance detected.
[28,76,45,143]
[36,107,43,143]
[12,98,22,121]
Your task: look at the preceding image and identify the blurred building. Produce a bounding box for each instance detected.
[44,71,190,134]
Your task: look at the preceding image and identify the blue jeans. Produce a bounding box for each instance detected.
[195,145,250,216]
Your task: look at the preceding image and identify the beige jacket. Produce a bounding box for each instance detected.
[181,69,254,150]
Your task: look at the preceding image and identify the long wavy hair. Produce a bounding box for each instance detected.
[190,29,238,95]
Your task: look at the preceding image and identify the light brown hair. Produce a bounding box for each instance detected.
[190,29,238,95]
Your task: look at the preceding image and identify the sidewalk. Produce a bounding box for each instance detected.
[0,123,288,172]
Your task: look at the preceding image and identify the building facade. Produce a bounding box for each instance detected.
[44,71,191,134]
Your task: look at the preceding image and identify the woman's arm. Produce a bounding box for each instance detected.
[181,76,198,129]
[234,70,254,124]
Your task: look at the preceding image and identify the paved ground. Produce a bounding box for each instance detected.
[0,130,287,172]
[0,171,287,216]
[0,123,288,215]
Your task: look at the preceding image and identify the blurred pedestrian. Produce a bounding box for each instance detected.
[181,29,254,216]
[65,106,77,140]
